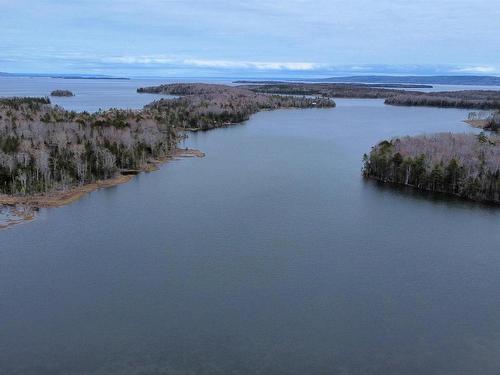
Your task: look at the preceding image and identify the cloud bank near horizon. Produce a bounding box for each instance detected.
[0,0,499,77]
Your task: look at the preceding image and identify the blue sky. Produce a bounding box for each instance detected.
[0,0,499,77]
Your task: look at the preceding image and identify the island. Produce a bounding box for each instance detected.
[50,89,74,97]
[362,133,500,204]
[0,85,333,216]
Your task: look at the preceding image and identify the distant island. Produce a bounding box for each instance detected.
[50,90,74,97]
[0,72,129,80]
[363,133,500,204]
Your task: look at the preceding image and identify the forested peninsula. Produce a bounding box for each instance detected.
[363,133,500,204]
[138,83,334,130]
[0,84,332,206]
[0,97,177,198]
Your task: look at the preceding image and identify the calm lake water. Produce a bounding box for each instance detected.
[1,78,500,375]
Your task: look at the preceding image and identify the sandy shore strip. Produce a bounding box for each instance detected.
[0,174,134,209]
[0,148,204,228]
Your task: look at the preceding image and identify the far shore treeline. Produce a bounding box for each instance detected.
[239,83,500,110]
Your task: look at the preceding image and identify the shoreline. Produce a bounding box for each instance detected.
[464,119,490,129]
[364,175,500,206]
[0,148,205,229]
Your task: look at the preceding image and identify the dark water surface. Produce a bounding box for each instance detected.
[1,79,500,375]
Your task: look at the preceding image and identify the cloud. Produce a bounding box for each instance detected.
[1,49,499,77]
[101,56,176,65]
[452,65,498,74]
[101,56,324,71]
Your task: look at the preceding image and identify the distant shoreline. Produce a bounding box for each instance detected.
[0,72,129,80]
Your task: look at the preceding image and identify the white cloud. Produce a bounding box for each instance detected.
[101,56,176,64]
[97,55,326,71]
[453,65,498,74]
[183,59,323,71]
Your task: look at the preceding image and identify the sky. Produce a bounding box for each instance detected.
[0,0,499,77]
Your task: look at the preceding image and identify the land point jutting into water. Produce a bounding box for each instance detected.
[0,82,499,228]
[363,133,500,204]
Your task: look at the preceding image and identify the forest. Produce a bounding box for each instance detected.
[239,83,500,110]
[50,90,74,97]
[139,83,335,130]
[0,97,177,195]
[0,85,333,195]
[363,133,500,203]
[237,83,404,99]
[233,81,433,89]
[384,91,500,110]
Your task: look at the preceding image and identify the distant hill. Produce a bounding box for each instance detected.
[234,80,432,88]
[314,75,500,86]
[0,72,129,80]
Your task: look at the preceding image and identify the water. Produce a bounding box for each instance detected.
[0,77,231,112]
[1,79,500,375]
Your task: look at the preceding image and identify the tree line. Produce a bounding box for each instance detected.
[139,83,335,131]
[237,83,500,110]
[363,133,500,203]
[0,98,177,194]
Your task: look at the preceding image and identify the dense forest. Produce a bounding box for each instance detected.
[385,91,500,110]
[233,81,433,89]
[0,97,177,194]
[237,83,405,99]
[139,83,335,130]
[239,83,500,110]
[363,133,500,203]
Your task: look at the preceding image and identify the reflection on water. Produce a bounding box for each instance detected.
[0,205,36,229]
